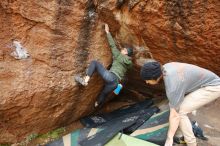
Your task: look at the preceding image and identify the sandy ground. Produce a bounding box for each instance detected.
[157,98,220,146]
[170,98,220,146]
[188,98,220,146]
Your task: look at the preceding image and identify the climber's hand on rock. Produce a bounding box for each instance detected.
[104,24,109,33]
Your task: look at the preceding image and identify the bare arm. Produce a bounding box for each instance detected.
[104,24,120,59]
[165,108,180,146]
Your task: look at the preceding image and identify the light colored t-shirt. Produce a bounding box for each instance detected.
[163,62,220,108]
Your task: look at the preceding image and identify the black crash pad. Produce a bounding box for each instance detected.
[80,99,153,127]
[79,106,159,146]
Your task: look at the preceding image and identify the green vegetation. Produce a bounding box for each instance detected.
[0,144,11,146]
[27,133,39,142]
[9,127,66,146]
[37,127,65,139]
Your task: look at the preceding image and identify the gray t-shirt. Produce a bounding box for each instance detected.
[163,62,220,108]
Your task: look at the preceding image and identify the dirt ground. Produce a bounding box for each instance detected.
[169,98,220,146]
[188,98,220,146]
[157,98,220,146]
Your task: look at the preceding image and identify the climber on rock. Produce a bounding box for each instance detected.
[140,60,220,146]
[75,23,133,108]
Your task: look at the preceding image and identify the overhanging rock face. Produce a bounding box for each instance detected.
[0,0,219,143]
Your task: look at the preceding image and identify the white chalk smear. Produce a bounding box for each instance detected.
[10,40,30,59]
[204,124,214,129]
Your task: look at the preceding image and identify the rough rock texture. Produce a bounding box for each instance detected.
[129,0,220,73]
[0,0,219,143]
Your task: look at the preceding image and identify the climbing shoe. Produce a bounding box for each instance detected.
[74,75,88,86]
[95,101,104,108]
[94,101,99,108]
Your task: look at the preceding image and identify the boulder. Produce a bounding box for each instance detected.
[0,0,219,143]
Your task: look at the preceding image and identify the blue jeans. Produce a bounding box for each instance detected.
[87,61,119,105]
